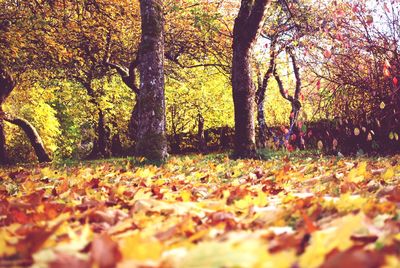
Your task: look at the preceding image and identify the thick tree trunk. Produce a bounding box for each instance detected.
[135,0,168,161]
[231,0,270,158]
[5,116,51,163]
[232,48,257,157]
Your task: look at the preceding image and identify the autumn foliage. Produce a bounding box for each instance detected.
[0,0,400,267]
[1,154,400,267]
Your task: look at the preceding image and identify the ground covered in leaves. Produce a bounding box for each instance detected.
[1,152,400,268]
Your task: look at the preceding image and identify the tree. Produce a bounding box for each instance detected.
[302,0,400,153]
[255,37,277,148]
[0,0,56,164]
[42,0,138,159]
[135,0,168,161]
[0,65,15,163]
[106,0,230,145]
[231,0,271,158]
[274,48,303,148]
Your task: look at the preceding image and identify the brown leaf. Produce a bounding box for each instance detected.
[90,233,122,268]
[322,248,384,268]
[49,253,90,268]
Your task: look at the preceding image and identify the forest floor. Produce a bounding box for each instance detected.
[0,151,400,267]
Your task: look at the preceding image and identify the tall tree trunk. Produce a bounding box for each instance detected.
[82,81,110,159]
[111,133,123,157]
[232,0,270,158]
[5,116,51,163]
[197,114,207,153]
[255,38,277,148]
[0,106,8,164]
[256,94,268,148]
[96,109,110,158]
[135,0,168,161]
[274,48,303,148]
[0,66,15,164]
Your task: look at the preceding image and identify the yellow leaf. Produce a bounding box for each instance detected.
[335,194,367,212]
[180,190,192,202]
[0,228,17,257]
[380,102,386,109]
[134,188,153,200]
[382,168,395,182]
[383,255,400,268]
[119,233,163,261]
[234,195,253,210]
[347,161,368,183]
[300,213,364,268]
[394,233,400,241]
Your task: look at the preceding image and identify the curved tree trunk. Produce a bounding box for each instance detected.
[0,65,15,164]
[255,38,277,148]
[274,48,303,149]
[106,44,140,147]
[232,0,270,158]
[135,0,168,161]
[5,116,51,163]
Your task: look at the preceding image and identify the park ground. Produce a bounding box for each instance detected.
[1,151,400,267]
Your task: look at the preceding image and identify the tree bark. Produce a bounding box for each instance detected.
[128,102,139,141]
[4,116,51,163]
[135,0,168,161]
[0,107,8,164]
[81,81,111,159]
[96,109,110,158]
[87,109,110,160]
[232,0,270,158]
[255,39,277,148]
[274,48,303,148]
[197,114,207,153]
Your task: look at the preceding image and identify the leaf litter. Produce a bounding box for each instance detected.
[0,154,399,267]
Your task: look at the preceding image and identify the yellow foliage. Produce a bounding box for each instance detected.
[299,213,364,268]
[119,233,163,261]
